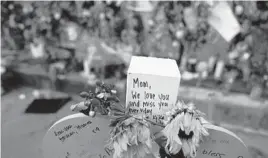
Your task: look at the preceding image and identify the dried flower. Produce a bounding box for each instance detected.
[162,101,209,158]
[89,110,96,117]
[110,115,153,158]
[79,91,90,98]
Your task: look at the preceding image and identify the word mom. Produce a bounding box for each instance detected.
[133,78,151,89]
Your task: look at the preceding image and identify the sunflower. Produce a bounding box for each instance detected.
[109,115,153,158]
[162,101,209,158]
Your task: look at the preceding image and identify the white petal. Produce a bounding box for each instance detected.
[171,141,182,154]
[190,118,197,132]
[190,144,197,158]
[111,90,117,94]
[201,127,209,136]
[113,141,121,158]
[174,136,182,145]
[119,137,127,151]
[180,122,184,131]
[182,141,190,156]
[184,113,192,129]
[185,127,190,135]
[97,93,104,98]
[176,113,184,123]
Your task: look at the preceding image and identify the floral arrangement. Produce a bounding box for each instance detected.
[71,81,119,116]
[70,81,209,158]
[110,115,153,158]
[162,102,209,157]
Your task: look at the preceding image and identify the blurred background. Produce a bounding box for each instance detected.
[1,1,268,158]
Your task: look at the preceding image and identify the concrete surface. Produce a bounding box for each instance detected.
[2,87,81,158]
[2,87,268,158]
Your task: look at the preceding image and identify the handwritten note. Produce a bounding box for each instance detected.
[197,124,251,158]
[126,56,181,125]
[42,113,113,158]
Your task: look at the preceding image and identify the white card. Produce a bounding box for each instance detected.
[126,56,181,125]
[207,2,241,42]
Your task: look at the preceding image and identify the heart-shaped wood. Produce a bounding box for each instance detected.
[197,124,251,158]
[43,113,114,158]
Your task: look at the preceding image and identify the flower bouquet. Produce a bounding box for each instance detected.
[71,81,209,158]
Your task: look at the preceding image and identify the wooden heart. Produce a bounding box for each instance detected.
[43,113,113,158]
[197,124,251,158]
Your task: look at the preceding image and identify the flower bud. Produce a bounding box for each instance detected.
[235,5,243,15]
[111,90,117,94]
[89,111,96,117]
[79,91,89,98]
[97,93,104,99]
[176,30,184,39]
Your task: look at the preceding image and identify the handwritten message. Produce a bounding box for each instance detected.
[128,77,173,124]
[96,146,114,158]
[197,124,251,158]
[42,114,113,158]
[126,57,181,125]
[198,137,229,158]
[53,120,102,143]
[77,145,114,158]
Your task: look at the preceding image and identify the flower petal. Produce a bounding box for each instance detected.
[97,93,104,98]
[182,140,190,156]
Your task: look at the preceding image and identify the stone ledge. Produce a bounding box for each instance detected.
[178,86,267,108]
[219,123,268,137]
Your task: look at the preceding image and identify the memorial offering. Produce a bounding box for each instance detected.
[70,81,120,116]
[109,114,153,158]
[43,56,251,158]
[161,102,209,157]
[126,56,181,125]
